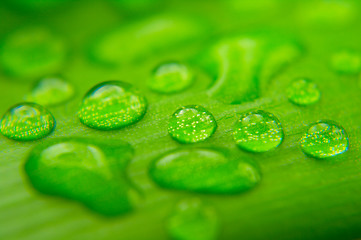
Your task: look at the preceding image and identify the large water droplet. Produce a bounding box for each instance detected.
[78,81,147,130]
[287,78,320,106]
[0,103,55,141]
[167,198,219,240]
[233,110,284,152]
[149,148,261,194]
[300,120,349,159]
[0,27,67,78]
[331,50,361,75]
[24,138,139,216]
[25,76,75,106]
[196,33,302,104]
[168,105,217,144]
[148,62,194,94]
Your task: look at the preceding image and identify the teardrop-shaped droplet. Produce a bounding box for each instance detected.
[0,103,55,141]
[167,198,219,240]
[25,76,75,106]
[300,120,349,159]
[148,62,194,94]
[287,78,320,106]
[78,81,147,130]
[24,138,139,216]
[168,105,217,144]
[150,148,261,194]
[331,50,361,75]
[233,110,284,152]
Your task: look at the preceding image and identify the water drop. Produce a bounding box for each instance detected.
[0,27,67,78]
[300,120,349,159]
[148,62,194,94]
[150,148,261,194]
[24,138,139,216]
[331,50,361,75]
[168,105,217,144]
[25,76,75,106]
[78,81,147,130]
[167,198,219,240]
[233,110,284,152]
[287,78,320,106]
[0,103,55,141]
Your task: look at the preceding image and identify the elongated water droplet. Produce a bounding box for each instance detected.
[148,62,194,94]
[24,138,139,216]
[287,78,320,106]
[300,120,349,159]
[331,50,361,75]
[78,81,147,130]
[0,27,67,78]
[168,105,217,144]
[233,110,284,152]
[150,148,261,193]
[167,198,219,240]
[0,103,55,141]
[25,76,75,106]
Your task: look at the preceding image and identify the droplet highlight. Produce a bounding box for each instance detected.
[300,120,349,159]
[331,50,361,75]
[167,198,219,240]
[287,78,320,106]
[233,110,284,152]
[168,105,217,144]
[0,103,55,141]
[148,62,193,94]
[78,81,147,130]
[150,148,261,194]
[24,138,139,216]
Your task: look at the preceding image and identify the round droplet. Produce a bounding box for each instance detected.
[331,50,361,74]
[78,81,147,130]
[148,62,194,94]
[167,198,219,240]
[300,120,349,158]
[0,103,55,141]
[0,27,67,78]
[150,148,261,194]
[25,76,75,106]
[287,78,320,106]
[233,110,284,152]
[168,105,217,144]
[25,138,139,216]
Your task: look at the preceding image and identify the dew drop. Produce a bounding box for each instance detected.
[287,78,320,106]
[78,81,147,130]
[150,148,261,194]
[0,103,55,141]
[0,27,67,78]
[168,105,217,144]
[331,50,361,75]
[148,62,194,94]
[167,198,219,240]
[25,76,75,106]
[233,110,284,152]
[24,138,139,216]
[300,120,349,159]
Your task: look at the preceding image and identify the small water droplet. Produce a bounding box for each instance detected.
[331,50,361,75]
[25,76,75,106]
[300,120,349,159]
[168,105,217,144]
[287,78,320,106]
[167,198,219,240]
[150,148,261,193]
[0,27,67,78]
[233,110,284,152]
[0,103,55,141]
[78,81,147,130]
[148,62,193,94]
[24,138,139,216]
